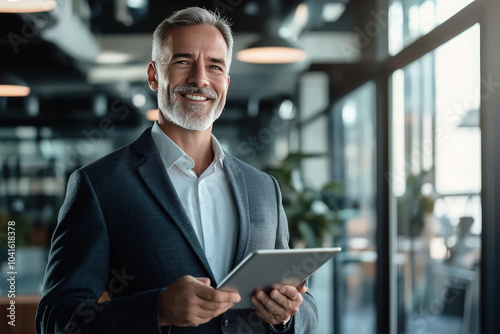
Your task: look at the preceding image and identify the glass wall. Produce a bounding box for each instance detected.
[299,71,330,192]
[296,76,377,334]
[297,71,333,334]
[390,24,481,334]
[331,82,377,334]
[388,0,475,55]
[0,130,114,296]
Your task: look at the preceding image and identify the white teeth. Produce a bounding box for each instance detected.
[185,94,208,101]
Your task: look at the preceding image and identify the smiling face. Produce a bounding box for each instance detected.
[148,24,230,131]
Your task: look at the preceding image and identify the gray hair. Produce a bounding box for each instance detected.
[152,7,233,72]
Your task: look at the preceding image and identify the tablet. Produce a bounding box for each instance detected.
[216,247,341,309]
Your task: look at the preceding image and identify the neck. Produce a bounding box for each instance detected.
[157,119,214,177]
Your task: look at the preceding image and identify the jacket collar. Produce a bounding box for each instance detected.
[131,127,251,280]
[222,154,250,269]
[132,127,216,282]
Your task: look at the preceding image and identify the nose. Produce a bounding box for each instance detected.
[187,62,209,87]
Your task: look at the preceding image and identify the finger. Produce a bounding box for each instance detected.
[276,285,303,301]
[255,290,288,319]
[181,308,226,327]
[196,293,240,312]
[273,282,308,295]
[271,288,302,316]
[297,285,309,294]
[196,277,212,286]
[194,277,241,304]
[181,293,236,323]
[251,294,282,325]
[193,302,234,319]
[271,288,293,306]
[296,281,309,294]
[196,285,241,304]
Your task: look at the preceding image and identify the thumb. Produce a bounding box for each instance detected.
[297,281,309,294]
[196,277,212,286]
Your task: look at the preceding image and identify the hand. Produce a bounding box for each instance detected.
[159,275,241,327]
[251,281,308,326]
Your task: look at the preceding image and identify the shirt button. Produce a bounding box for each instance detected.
[210,255,216,262]
[223,319,229,327]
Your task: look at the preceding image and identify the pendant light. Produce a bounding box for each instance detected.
[146,109,159,121]
[237,34,307,64]
[237,1,307,64]
[0,0,57,13]
[0,74,30,97]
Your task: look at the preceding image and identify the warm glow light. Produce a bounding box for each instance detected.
[0,0,57,13]
[146,109,159,121]
[237,47,307,64]
[0,84,30,97]
[293,3,309,30]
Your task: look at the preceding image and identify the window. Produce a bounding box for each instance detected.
[390,24,481,334]
[389,0,475,55]
[331,82,377,334]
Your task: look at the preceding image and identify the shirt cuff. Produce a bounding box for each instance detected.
[266,316,293,333]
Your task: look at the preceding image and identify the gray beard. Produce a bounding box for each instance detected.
[158,90,223,131]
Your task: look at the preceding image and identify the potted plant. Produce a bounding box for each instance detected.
[265,153,343,248]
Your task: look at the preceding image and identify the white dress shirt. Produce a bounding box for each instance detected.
[151,122,238,284]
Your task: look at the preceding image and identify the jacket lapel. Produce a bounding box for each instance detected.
[223,155,250,269]
[132,128,216,282]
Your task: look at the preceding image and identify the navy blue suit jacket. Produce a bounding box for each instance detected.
[36,127,318,333]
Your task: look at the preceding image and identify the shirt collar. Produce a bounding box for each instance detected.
[151,122,225,171]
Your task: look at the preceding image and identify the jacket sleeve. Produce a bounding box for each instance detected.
[264,176,319,334]
[36,169,165,334]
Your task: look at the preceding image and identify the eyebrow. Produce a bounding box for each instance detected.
[171,53,193,60]
[171,53,226,68]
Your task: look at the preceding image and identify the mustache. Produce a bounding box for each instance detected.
[172,85,217,100]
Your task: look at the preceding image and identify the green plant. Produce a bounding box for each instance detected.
[396,169,436,236]
[265,153,343,248]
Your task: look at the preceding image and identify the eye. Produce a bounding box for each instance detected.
[173,60,190,66]
[208,65,225,73]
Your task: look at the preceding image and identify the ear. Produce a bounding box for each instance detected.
[226,75,230,92]
[147,61,158,91]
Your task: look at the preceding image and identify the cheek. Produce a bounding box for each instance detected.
[215,81,229,99]
[158,83,172,97]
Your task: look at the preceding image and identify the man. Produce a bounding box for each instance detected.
[36,7,318,333]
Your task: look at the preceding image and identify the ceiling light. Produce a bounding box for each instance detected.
[26,95,39,116]
[238,1,308,64]
[0,74,30,97]
[146,109,158,121]
[322,3,346,22]
[93,94,108,117]
[237,35,307,64]
[96,51,133,64]
[0,0,57,13]
[127,0,147,9]
[132,93,146,107]
[278,99,295,120]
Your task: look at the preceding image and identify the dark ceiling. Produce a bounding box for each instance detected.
[0,0,371,129]
[92,0,356,34]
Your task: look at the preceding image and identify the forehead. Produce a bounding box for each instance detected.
[163,25,228,61]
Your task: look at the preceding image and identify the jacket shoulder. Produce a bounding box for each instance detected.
[78,127,154,178]
[224,153,278,188]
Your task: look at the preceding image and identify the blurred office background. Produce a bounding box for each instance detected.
[0,0,499,333]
